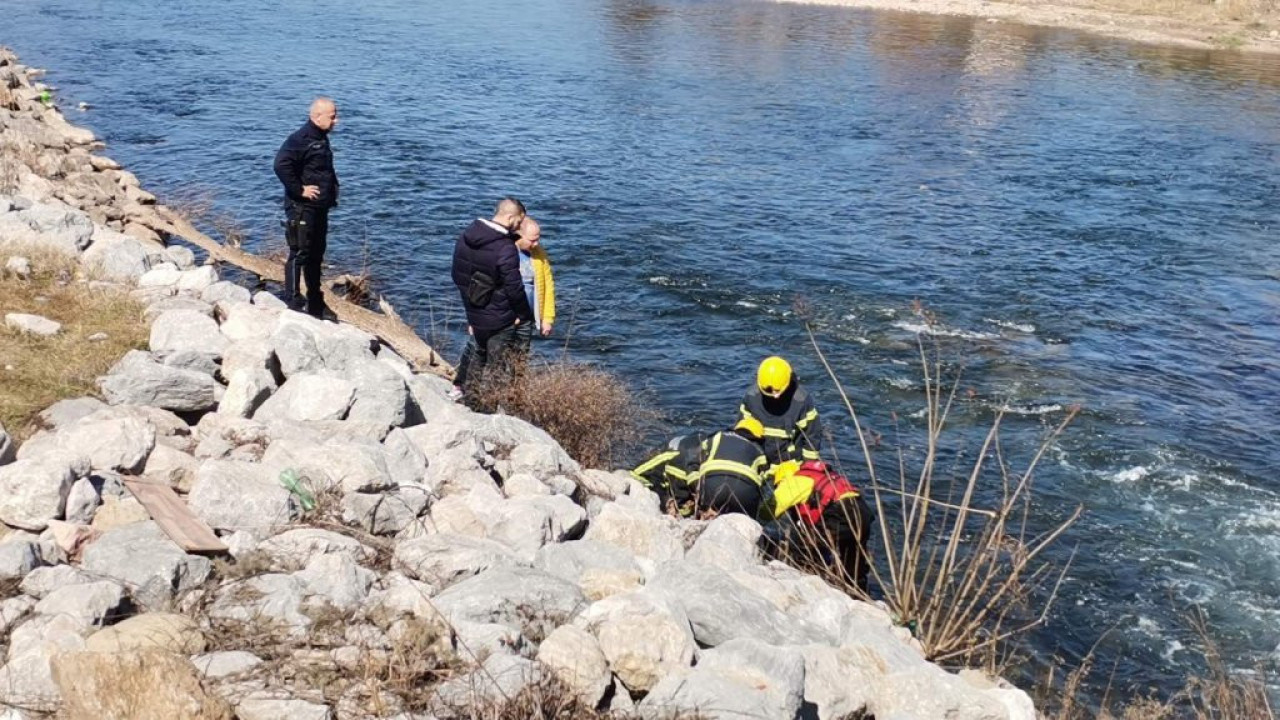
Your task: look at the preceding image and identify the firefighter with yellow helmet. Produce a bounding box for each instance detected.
[740,356,823,465]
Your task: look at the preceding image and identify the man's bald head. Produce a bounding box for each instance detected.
[309,97,338,132]
[493,197,526,231]
[516,216,541,251]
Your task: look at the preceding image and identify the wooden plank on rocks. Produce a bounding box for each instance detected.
[123,479,228,554]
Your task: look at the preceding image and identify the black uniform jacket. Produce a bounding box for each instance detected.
[273,120,339,209]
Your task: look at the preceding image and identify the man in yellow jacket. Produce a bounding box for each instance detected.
[514,216,556,350]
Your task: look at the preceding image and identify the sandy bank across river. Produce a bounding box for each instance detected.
[777,0,1280,53]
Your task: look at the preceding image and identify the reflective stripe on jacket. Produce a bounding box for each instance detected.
[696,432,766,486]
[740,384,823,464]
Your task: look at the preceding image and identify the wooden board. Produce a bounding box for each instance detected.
[123,480,228,554]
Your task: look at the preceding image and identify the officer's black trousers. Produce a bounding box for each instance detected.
[284,205,329,318]
[696,474,762,519]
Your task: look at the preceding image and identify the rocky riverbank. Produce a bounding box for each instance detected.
[1,47,1036,719]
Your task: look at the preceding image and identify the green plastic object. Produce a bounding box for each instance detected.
[37,89,52,106]
[278,469,316,511]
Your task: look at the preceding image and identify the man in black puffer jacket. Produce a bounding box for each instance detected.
[450,197,533,398]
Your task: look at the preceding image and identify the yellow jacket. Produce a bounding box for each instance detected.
[529,245,555,328]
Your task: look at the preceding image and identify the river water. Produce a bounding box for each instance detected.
[4,0,1279,705]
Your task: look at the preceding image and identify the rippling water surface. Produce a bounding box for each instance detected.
[5,0,1279,703]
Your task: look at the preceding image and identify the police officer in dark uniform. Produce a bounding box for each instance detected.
[274,97,339,318]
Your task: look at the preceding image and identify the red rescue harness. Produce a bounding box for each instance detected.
[792,461,859,525]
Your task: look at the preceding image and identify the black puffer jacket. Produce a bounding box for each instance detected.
[451,219,533,332]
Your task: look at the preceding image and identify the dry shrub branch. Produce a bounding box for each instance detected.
[802,308,1081,667]
[472,356,653,469]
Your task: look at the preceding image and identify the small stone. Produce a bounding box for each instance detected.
[5,312,61,337]
[5,256,32,279]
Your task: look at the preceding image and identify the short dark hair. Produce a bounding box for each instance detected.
[496,196,525,217]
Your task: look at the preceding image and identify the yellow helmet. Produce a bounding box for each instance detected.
[734,416,765,440]
[757,356,792,398]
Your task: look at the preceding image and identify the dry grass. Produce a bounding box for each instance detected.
[801,305,1081,668]
[0,244,148,439]
[472,356,654,469]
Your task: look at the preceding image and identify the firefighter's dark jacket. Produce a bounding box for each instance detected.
[631,434,704,493]
[696,430,767,486]
[273,120,339,209]
[740,383,822,464]
[451,219,534,332]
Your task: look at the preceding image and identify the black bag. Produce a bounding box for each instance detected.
[466,270,497,307]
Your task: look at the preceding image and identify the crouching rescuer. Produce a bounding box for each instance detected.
[691,418,769,518]
[763,460,874,594]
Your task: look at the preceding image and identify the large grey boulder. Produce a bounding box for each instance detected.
[142,443,200,492]
[80,228,160,280]
[430,485,587,561]
[582,502,685,567]
[338,359,417,431]
[188,460,299,533]
[33,579,128,626]
[641,639,806,720]
[259,435,392,494]
[381,427,428,487]
[64,476,102,524]
[472,413,580,478]
[270,313,376,377]
[202,281,252,306]
[431,566,586,640]
[797,645,878,719]
[150,308,228,365]
[36,409,156,473]
[253,373,356,424]
[869,666,1012,720]
[258,528,376,569]
[80,521,213,611]
[686,513,763,572]
[219,338,279,385]
[0,451,86,531]
[99,350,219,412]
[0,614,89,711]
[0,540,43,580]
[394,533,517,593]
[535,625,611,707]
[0,199,93,255]
[36,396,106,430]
[218,367,277,418]
[573,589,696,694]
[176,265,218,292]
[341,487,430,536]
[19,565,95,598]
[535,539,646,601]
[293,553,375,612]
[649,560,831,648]
[208,574,310,637]
[216,301,279,343]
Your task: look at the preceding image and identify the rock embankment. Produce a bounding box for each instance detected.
[0,47,1036,719]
